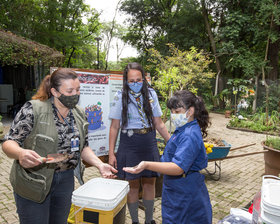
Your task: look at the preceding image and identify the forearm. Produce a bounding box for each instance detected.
[154,119,170,142]
[144,161,183,176]
[81,147,103,169]
[2,140,23,160]
[109,123,120,156]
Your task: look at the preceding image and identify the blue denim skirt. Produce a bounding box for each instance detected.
[116,130,160,180]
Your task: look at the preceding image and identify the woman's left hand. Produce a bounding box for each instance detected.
[99,163,118,178]
[123,161,146,174]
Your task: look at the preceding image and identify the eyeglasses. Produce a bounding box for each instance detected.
[127,79,143,85]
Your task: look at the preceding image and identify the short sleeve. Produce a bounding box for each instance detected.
[149,89,162,117]
[109,90,122,120]
[4,102,34,147]
[172,135,200,172]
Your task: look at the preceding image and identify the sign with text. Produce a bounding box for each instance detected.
[51,68,150,156]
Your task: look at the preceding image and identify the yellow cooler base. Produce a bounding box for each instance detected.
[73,196,127,224]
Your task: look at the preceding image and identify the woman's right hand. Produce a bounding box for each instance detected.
[18,149,42,168]
[109,153,117,169]
[123,161,146,174]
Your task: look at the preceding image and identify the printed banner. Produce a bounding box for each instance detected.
[51,68,150,156]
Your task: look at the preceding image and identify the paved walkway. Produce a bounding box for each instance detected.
[0,113,268,223]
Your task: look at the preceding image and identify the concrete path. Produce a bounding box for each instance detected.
[0,113,268,223]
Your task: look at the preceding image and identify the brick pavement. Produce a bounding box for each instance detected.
[0,113,268,224]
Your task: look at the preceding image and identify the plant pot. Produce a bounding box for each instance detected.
[261,141,280,176]
[224,110,232,118]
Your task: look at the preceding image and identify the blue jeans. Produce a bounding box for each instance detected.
[14,169,74,224]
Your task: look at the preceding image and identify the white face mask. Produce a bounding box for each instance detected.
[171,110,190,128]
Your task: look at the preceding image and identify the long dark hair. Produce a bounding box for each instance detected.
[167,90,210,137]
[121,62,154,128]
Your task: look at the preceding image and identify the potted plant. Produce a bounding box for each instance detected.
[224,107,232,118]
[262,136,280,176]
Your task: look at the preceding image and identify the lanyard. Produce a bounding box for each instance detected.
[55,107,74,133]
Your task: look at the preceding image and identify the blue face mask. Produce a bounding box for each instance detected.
[128,82,143,93]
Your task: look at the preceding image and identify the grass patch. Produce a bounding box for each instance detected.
[264,136,280,150]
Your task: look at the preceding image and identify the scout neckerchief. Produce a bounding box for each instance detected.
[130,90,147,127]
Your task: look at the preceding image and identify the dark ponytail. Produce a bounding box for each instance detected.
[167,90,210,137]
[194,96,210,137]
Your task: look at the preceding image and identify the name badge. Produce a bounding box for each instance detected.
[71,136,80,152]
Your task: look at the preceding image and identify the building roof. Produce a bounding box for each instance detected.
[0,29,64,66]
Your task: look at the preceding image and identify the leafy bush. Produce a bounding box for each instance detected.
[228,111,280,134]
[257,80,280,113]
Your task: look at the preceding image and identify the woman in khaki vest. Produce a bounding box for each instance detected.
[2,68,117,224]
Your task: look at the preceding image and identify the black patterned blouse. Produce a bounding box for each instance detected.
[4,100,89,171]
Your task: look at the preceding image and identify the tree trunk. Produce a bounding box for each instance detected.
[267,3,280,81]
[252,74,259,113]
[67,47,76,67]
[267,38,279,81]
[104,0,122,70]
[201,0,222,96]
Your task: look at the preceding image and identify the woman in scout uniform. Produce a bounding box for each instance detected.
[2,68,117,224]
[109,62,170,224]
[123,90,212,224]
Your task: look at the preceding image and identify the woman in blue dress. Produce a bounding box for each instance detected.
[109,62,170,224]
[123,90,212,224]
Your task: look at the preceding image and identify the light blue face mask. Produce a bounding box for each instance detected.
[128,82,143,93]
[171,109,190,128]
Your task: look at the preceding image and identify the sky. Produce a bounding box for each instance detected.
[84,0,138,62]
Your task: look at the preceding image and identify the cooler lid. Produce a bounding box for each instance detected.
[73,178,129,201]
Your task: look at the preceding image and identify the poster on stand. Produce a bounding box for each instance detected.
[76,71,111,157]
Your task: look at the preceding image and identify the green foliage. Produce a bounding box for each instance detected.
[69,45,96,69]
[256,80,280,113]
[120,0,279,82]
[0,115,2,122]
[146,43,214,121]
[147,44,214,102]
[265,137,280,150]
[216,0,280,80]
[228,111,280,134]
[0,0,102,68]
[106,56,139,71]
[120,0,208,55]
[0,30,64,66]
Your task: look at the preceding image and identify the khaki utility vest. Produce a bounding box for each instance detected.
[10,99,89,203]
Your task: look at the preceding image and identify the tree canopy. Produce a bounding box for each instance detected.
[0,0,102,68]
[0,0,279,84]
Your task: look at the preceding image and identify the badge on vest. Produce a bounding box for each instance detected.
[71,136,80,152]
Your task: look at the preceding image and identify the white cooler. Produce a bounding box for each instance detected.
[71,178,129,224]
[260,175,280,224]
